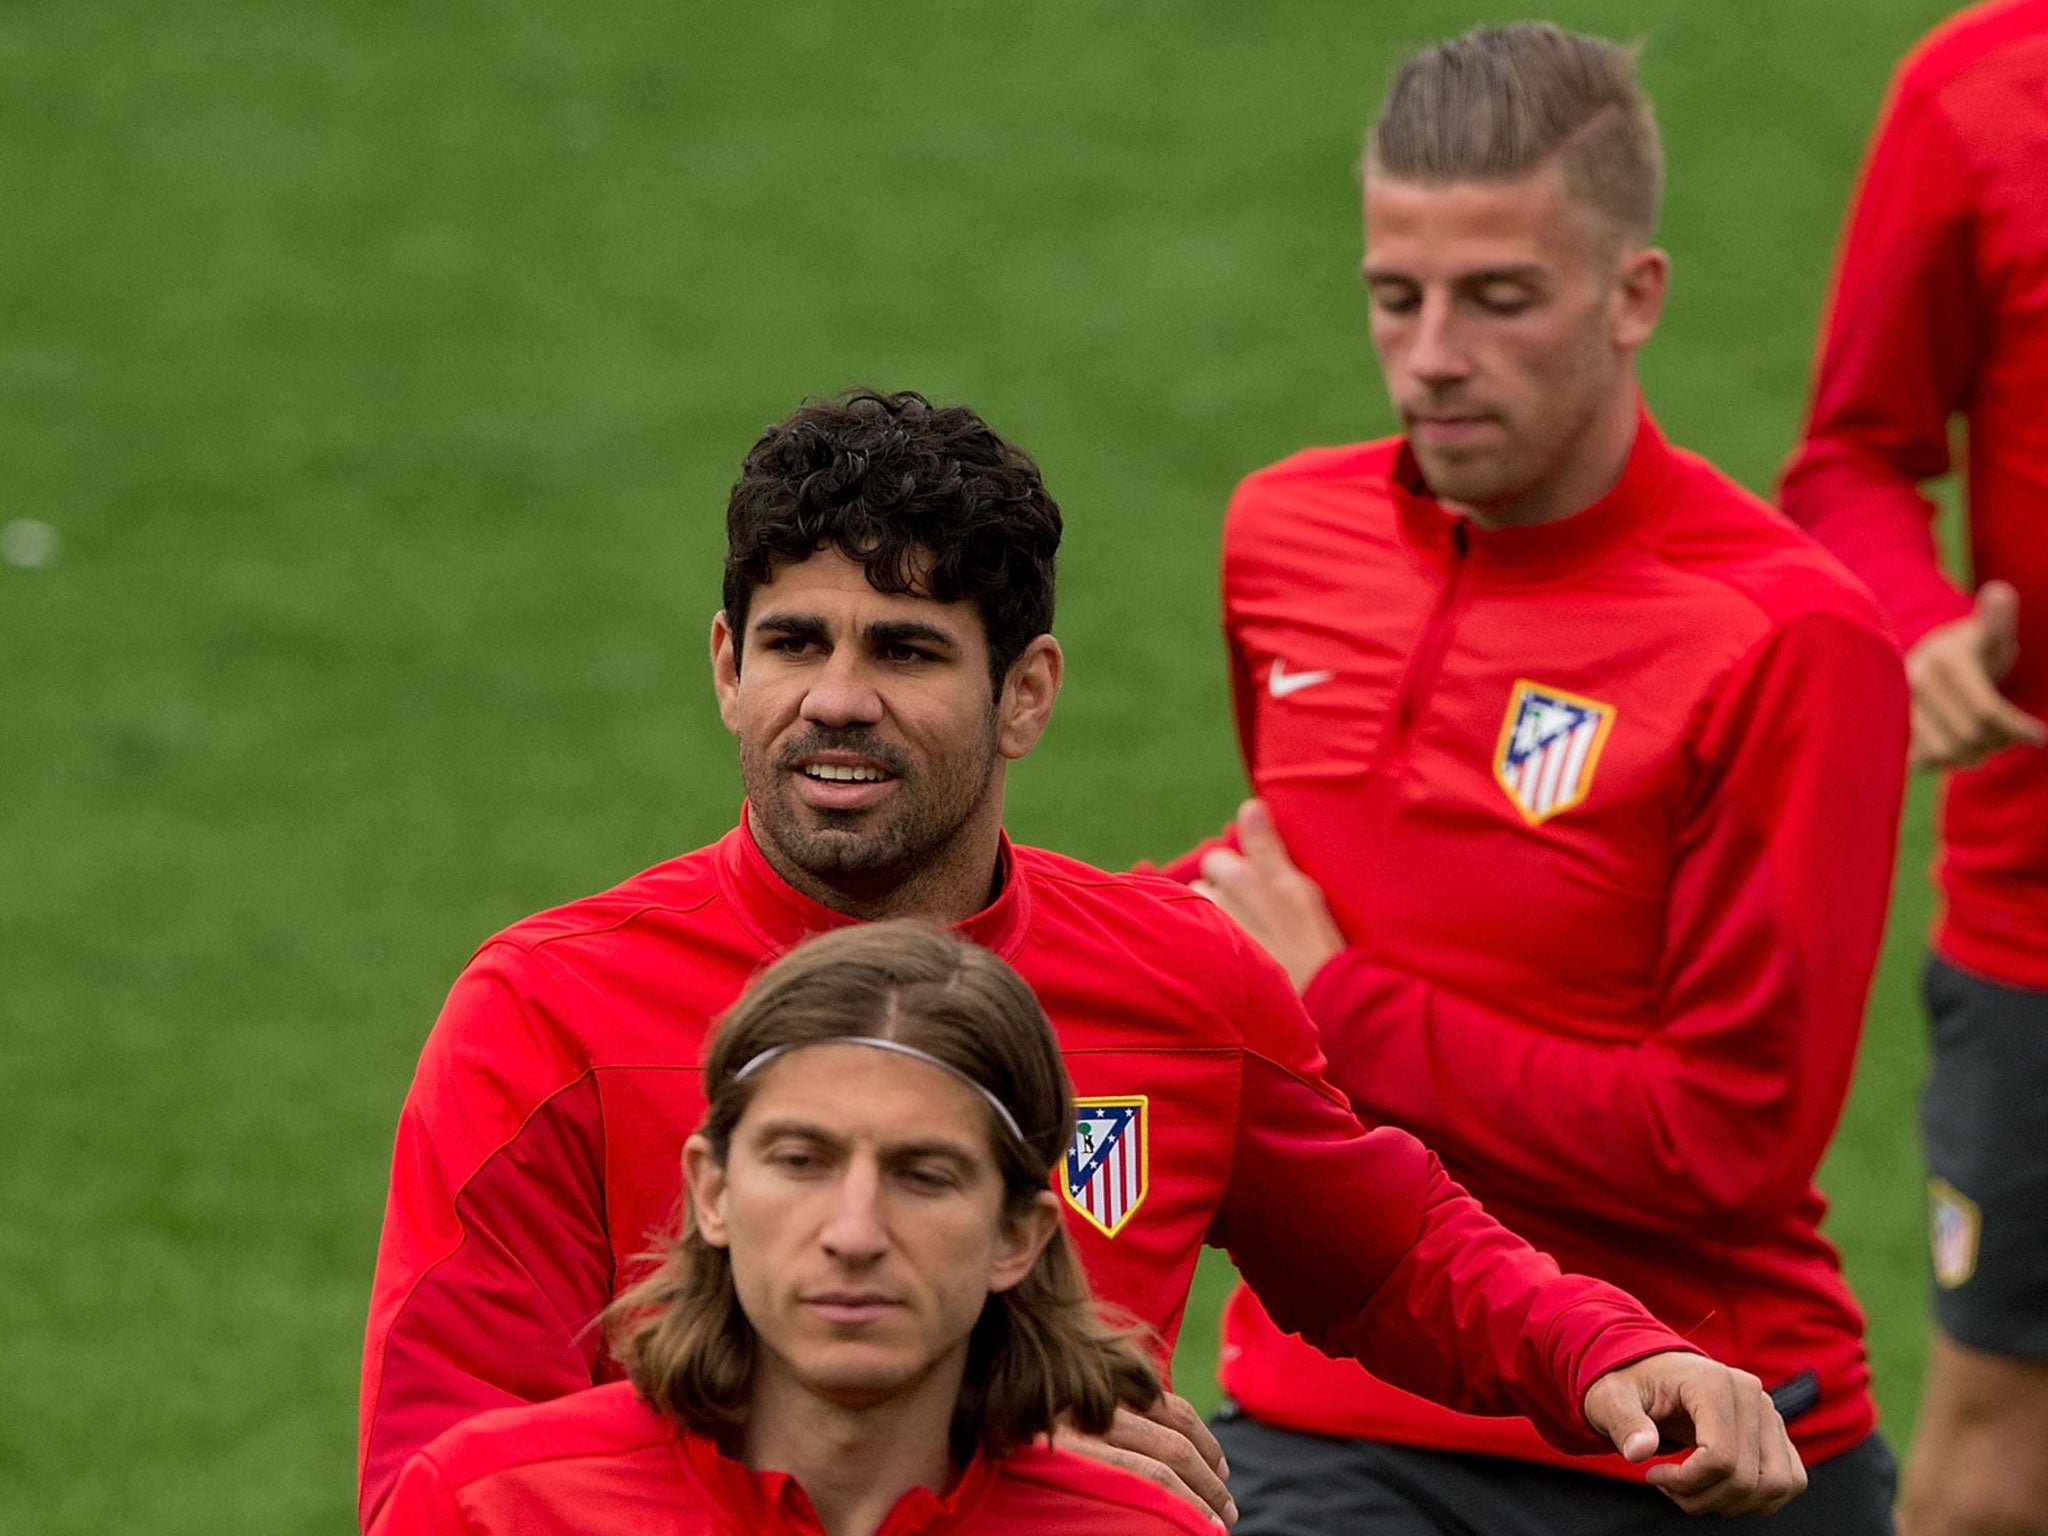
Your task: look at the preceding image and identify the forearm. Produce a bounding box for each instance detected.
[1307,617,1906,1233]
[1305,951,1834,1231]
[1310,1141,1693,1450]
[1779,75,1983,649]
[1779,444,1970,650]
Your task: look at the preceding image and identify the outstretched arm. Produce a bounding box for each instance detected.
[1208,927,1695,1452]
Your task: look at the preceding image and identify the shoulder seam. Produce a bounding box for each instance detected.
[365,1069,612,1467]
[482,889,723,962]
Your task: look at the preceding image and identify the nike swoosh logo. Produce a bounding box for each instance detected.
[1268,659,1334,698]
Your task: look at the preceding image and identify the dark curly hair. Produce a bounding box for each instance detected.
[722,389,1062,693]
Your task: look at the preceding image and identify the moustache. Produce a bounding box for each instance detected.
[776,729,912,777]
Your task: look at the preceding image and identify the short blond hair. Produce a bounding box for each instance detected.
[1368,21,1662,242]
[604,922,1160,1461]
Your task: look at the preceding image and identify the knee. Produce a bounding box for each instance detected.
[1903,1476,2048,1536]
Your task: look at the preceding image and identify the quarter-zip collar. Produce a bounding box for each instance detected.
[1390,401,1677,582]
[675,1424,1001,1535]
[715,808,1032,962]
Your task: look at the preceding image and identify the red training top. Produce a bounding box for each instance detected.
[382,1380,1214,1535]
[1167,412,1906,1475]
[360,819,1691,1529]
[1779,0,2048,989]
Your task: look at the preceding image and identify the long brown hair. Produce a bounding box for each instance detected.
[604,921,1159,1461]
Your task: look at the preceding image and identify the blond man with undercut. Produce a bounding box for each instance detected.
[1163,21,1905,1534]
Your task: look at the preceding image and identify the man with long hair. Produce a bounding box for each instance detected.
[363,387,1803,1531]
[380,923,1212,1534]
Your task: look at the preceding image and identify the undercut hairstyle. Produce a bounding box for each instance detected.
[1368,21,1662,243]
[605,921,1160,1463]
[722,389,1062,695]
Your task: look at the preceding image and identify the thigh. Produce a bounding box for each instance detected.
[1762,1433,1898,1536]
[1212,1413,1454,1536]
[1214,1412,1895,1536]
[1442,1435,1895,1536]
[1920,955,2048,1357]
[1903,1333,2048,1534]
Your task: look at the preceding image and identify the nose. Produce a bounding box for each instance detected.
[799,646,884,729]
[1406,290,1471,388]
[819,1158,888,1266]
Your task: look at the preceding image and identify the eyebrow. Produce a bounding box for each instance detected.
[747,1119,984,1165]
[747,613,960,651]
[1361,262,1548,285]
[750,613,830,641]
[862,619,958,651]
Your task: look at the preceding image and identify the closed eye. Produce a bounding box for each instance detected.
[896,1163,962,1194]
[1473,285,1537,315]
[1365,280,1420,315]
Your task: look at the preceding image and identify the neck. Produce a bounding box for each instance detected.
[743,1360,963,1536]
[1458,380,1640,531]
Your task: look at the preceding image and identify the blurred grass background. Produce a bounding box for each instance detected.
[1,1,1957,1528]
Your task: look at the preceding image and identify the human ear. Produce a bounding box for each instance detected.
[996,635,1064,761]
[681,1133,732,1250]
[710,613,742,735]
[987,1189,1062,1294]
[1611,245,1669,351]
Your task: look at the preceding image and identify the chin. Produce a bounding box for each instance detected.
[765,807,904,876]
[795,1355,926,1407]
[1418,454,1528,511]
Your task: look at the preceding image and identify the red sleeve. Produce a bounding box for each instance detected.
[358,952,615,1533]
[380,1452,476,1536]
[1302,613,1908,1234]
[1777,72,1984,650]
[1212,934,1692,1450]
[1144,823,1238,885]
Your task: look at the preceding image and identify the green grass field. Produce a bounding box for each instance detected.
[1,2,1961,1528]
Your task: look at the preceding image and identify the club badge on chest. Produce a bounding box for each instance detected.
[1062,1097,1149,1238]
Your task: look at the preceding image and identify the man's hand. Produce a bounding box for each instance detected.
[1192,800,1345,991]
[1906,580,2046,768]
[1583,1351,1807,1516]
[1055,1392,1236,1525]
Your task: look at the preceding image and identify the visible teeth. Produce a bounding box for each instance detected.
[803,764,887,783]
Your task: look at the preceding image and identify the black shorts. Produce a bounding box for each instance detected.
[1920,952,2048,1358]
[1209,1411,1896,1536]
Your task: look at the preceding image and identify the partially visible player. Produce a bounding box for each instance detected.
[1164,21,1906,1535]
[1780,6,2048,1532]
[360,387,1805,1532]
[380,923,1213,1535]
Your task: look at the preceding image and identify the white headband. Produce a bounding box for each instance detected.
[732,1036,1028,1146]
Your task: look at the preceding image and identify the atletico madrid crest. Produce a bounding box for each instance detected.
[1494,679,1616,824]
[1929,1177,1981,1290]
[1063,1097,1148,1238]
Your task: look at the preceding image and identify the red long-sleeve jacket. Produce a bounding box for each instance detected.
[382,1381,1213,1535]
[1169,413,1906,1474]
[360,819,1690,1529]
[1779,0,2048,991]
